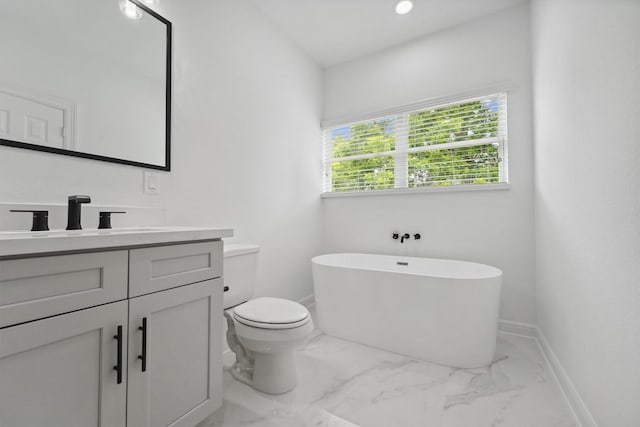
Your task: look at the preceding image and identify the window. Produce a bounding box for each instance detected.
[322,93,508,194]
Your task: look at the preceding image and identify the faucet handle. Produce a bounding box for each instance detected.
[98,211,126,229]
[10,210,49,231]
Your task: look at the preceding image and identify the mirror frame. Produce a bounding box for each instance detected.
[0,0,172,171]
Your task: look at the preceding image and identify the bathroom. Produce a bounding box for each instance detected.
[0,0,638,426]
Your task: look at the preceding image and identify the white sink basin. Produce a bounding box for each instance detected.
[0,226,233,257]
[0,227,167,239]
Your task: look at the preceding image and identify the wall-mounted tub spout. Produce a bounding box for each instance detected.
[393,232,421,243]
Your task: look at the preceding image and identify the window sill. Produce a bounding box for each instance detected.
[320,182,511,198]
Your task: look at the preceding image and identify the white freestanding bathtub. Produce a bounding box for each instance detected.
[311,253,502,368]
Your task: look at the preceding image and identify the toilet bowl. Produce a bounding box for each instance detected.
[223,244,314,394]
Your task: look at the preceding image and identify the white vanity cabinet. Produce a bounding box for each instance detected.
[0,300,129,427]
[0,250,128,328]
[0,238,224,427]
[127,279,222,427]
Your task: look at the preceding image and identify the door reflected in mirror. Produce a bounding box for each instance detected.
[0,0,171,170]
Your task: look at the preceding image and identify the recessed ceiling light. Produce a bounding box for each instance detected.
[119,0,158,20]
[119,0,142,20]
[395,0,414,15]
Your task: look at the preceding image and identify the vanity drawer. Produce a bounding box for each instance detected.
[0,251,128,328]
[129,240,222,297]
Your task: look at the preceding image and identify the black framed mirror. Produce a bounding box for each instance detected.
[0,0,171,170]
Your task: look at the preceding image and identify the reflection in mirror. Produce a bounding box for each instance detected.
[0,0,171,170]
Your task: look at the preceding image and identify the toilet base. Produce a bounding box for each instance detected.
[225,310,300,394]
[230,349,299,394]
[250,350,298,394]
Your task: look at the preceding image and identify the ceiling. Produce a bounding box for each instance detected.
[250,0,527,68]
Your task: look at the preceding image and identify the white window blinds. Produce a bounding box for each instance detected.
[322,93,508,193]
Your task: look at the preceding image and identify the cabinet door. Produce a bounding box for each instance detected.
[127,279,223,427]
[0,301,128,427]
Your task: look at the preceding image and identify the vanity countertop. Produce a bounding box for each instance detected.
[0,226,233,257]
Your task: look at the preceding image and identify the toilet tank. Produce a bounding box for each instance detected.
[223,243,259,309]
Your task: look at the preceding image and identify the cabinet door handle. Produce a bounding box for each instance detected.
[138,317,147,372]
[113,325,123,384]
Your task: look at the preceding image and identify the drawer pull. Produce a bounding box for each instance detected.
[113,325,123,384]
[138,317,147,372]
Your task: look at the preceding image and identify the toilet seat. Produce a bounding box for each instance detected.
[233,297,310,330]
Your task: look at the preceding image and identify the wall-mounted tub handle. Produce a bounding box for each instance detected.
[392,233,399,240]
[223,285,230,292]
[414,233,421,240]
[138,317,147,372]
[113,325,123,384]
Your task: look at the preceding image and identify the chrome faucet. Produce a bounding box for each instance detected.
[66,195,91,230]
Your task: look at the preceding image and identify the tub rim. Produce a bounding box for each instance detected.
[311,252,502,280]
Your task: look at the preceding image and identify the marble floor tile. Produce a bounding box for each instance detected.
[441,336,576,427]
[207,332,577,427]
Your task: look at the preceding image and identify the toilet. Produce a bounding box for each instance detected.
[223,243,314,394]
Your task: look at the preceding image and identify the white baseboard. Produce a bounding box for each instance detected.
[298,293,315,308]
[535,328,598,427]
[498,319,537,338]
[497,320,595,427]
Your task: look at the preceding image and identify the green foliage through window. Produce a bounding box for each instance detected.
[323,94,507,192]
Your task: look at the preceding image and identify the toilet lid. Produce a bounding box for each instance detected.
[233,297,310,329]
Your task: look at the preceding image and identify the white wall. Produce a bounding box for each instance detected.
[322,4,536,324]
[158,0,323,302]
[531,0,640,425]
[0,0,323,302]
